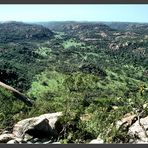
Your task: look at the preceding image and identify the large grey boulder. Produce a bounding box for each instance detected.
[7,139,20,144]
[0,134,14,143]
[52,142,61,144]
[128,116,148,142]
[134,139,148,144]
[116,113,137,130]
[89,138,104,144]
[13,112,63,139]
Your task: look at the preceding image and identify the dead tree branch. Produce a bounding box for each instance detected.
[0,81,33,107]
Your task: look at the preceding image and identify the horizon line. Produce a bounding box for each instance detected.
[0,20,148,24]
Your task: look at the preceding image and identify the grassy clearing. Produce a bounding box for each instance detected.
[62,39,85,49]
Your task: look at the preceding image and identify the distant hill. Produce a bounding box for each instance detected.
[103,22,138,30]
[102,22,148,34]
[38,21,114,32]
[39,21,148,33]
[126,24,148,34]
[0,21,54,43]
[38,21,116,42]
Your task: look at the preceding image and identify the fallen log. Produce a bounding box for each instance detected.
[0,81,33,107]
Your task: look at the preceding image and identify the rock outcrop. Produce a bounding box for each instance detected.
[116,113,137,130]
[115,112,148,144]
[13,112,63,139]
[0,112,63,144]
[0,134,15,143]
[128,116,148,143]
[89,137,104,144]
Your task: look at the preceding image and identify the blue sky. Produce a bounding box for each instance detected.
[0,5,148,23]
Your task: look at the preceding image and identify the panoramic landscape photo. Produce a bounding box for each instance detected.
[0,4,148,144]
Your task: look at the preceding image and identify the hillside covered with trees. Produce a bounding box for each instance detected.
[0,21,148,144]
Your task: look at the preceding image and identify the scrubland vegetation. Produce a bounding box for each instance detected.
[0,21,148,143]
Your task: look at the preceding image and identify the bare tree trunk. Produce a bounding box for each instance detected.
[0,81,33,107]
